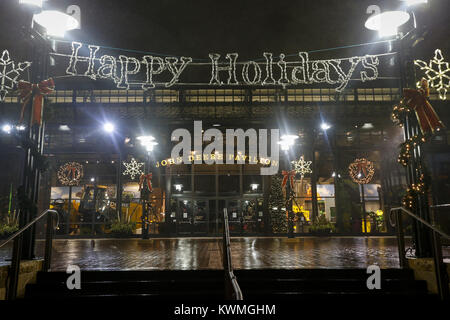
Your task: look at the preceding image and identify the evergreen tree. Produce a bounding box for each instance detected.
[268,176,287,233]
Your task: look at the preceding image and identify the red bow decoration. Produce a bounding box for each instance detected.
[356,161,368,177]
[139,173,153,192]
[18,78,55,126]
[281,170,296,188]
[65,165,79,180]
[402,79,445,134]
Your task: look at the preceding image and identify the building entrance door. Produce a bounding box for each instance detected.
[176,199,209,236]
[174,197,263,236]
[216,198,263,236]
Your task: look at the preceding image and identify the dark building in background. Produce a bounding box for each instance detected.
[1,85,449,237]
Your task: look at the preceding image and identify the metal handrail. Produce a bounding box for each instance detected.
[390,207,450,240]
[0,209,59,249]
[390,207,449,300]
[223,208,243,300]
[430,203,450,208]
[0,209,58,300]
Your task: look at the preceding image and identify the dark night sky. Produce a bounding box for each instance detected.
[1,0,449,56]
[0,0,449,87]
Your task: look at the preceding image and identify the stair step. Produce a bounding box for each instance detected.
[237,279,428,292]
[24,268,430,300]
[234,268,415,280]
[25,291,225,300]
[37,270,223,283]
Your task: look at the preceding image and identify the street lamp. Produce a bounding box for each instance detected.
[19,0,44,8]
[136,135,158,152]
[33,10,79,38]
[7,1,78,297]
[401,0,427,6]
[2,124,13,134]
[277,133,298,238]
[278,134,298,151]
[364,1,433,258]
[365,11,410,38]
[136,135,158,239]
[320,122,331,131]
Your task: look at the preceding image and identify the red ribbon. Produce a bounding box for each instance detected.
[356,161,368,177]
[403,79,445,134]
[139,173,153,192]
[18,78,55,126]
[66,166,79,180]
[281,170,295,188]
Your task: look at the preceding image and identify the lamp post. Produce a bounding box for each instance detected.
[137,135,158,239]
[364,2,432,256]
[278,134,298,238]
[15,1,78,259]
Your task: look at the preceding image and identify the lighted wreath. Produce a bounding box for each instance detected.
[348,158,374,184]
[57,162,84,186]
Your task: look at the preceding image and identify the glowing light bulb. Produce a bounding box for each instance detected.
[103,122,115,133]
[365,11,410,38]
[33,10,79,38]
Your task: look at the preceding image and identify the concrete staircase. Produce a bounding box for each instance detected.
[24,268,437,301]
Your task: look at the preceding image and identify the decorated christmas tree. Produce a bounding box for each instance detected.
[268,176,287,233]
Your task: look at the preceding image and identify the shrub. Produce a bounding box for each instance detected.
[309,214,335,233]
[0,224,19,237]
[110,221,135,236]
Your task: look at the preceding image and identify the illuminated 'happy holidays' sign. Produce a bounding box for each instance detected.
[63,41,381,92]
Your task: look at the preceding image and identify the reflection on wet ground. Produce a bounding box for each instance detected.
[1,237,434,270]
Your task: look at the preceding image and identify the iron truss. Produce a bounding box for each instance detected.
[1,86,447,122]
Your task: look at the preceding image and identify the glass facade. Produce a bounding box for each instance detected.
[1,87,448,238]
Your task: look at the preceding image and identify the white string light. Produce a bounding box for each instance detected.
[262,52,276,85]
[122,157,144,180]
[142,55,165,89]
[242,61,262,84]
[0,50,31,101]
[277,53,289,87]
[164,56,192,87]
[209,53,239,85]
[97,55,119,82]
[361,55,379,82]
[291,155,312,179]
[117,55,141,90]
[414,49,449,100]
[61,42,383,92]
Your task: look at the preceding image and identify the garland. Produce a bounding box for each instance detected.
[397,134,427,167]
[391,80,441,211]
[401,170,428,210]
[391,79,443,167]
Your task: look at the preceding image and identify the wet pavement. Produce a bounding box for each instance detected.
[0,236,430,270]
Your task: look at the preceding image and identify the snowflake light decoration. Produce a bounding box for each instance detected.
[122,157,144,180]
[414,49,450,100]
[0,50,31,101]
[291,155,312,179]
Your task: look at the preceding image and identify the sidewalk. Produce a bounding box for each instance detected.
[0,237,423,270]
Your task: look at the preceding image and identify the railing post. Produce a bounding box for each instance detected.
[43,212,54,272]
[7,234,23,300]
[431,230,449,300]
[395,210,408,269]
